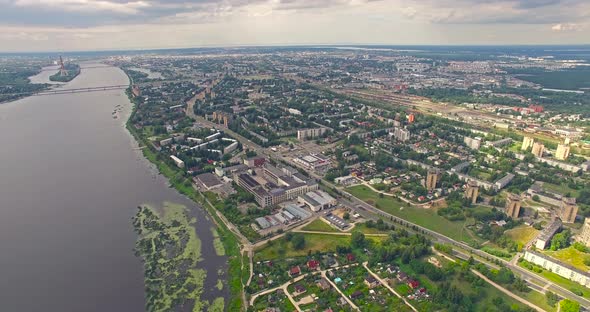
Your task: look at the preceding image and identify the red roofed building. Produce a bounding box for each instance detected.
[408,280,420,289]
[307,260,320,271]
[346,254,356,262]
[529,104,544,113]
[289,265,301,276]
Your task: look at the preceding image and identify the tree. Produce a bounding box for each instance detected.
[550,229,572,251]
[545,291,559,307]
[559,299,581,312]
[343,212,350,220]
[291,233,306,250]
[351,231,366,249]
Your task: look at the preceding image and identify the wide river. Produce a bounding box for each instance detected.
[0,64,228,311]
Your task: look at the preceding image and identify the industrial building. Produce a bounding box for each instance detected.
[298,190,337,212]
[236,163,318,208]
[193,173,223,190]
[293,154,332,172]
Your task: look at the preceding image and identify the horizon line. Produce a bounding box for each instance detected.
[2,43,590,55]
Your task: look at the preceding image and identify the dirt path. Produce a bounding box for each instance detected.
[363,262,419,312]
[470,270,545,312]
[432,248,545,312]
[321,270,360,311]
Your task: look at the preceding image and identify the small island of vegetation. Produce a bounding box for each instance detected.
[49,63,80,82]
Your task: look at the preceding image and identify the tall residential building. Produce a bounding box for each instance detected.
[522,137,534,151]
[555,144,571,161]
[464,136,482,150]
[426,169,439,190]
[464,180,479,204]
[393,127,411,142]
[506,194,521,219]
[560,197,578,223]
[531,142,545,157]
[577,218,590,247]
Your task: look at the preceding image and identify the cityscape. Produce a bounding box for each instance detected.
[0,1,590,312]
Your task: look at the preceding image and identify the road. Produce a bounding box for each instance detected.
[191,111,590,309]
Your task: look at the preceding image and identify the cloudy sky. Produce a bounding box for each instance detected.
[0,0,588,52]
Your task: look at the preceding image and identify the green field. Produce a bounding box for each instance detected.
[254,233,384,261]
[300,218,340,232]
[545,246,590,272]
[542,182,581,198]
[352,222,391,235]
[505,225,539,247]
[346,185,482,244]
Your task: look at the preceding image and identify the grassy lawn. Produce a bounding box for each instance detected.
[300,218,340,233]
[254,233,385,261]
[505,225,540,247]
[346,185,482,245]
[352,223,391,235]
[450,274,524,310]
[542,182,581,197]
[545,246,590,272]
[520,290,557,312]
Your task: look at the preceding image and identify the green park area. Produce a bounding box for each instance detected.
[254,233,385,262]
[505,225,539,247]
[346,185,482,245]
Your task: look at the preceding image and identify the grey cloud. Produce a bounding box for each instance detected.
[0,0,587,28]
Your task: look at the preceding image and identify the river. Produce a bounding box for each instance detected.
[0,64,228,311]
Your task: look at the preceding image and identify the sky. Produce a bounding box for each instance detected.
[0,0,588,52]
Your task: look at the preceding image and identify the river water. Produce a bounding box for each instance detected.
[0,64,228,311]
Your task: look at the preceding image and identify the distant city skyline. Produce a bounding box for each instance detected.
[0,0,589,52]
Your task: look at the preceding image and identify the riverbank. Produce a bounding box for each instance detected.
[123,86,245,311]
